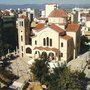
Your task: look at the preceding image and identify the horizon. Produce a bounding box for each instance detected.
[0,0,90,5]
[0,3,90,5]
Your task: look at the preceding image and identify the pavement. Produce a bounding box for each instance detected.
[67,51,90,90]
[67,51,90,77]
[7,56,32,84]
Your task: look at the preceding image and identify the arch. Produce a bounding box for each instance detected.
[41,51,47,59]
[48,52,54,60]
[34,51,40,59]
[26,48,32,54]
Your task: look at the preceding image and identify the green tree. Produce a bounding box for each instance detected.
[47,66,86,90]
[31,59,49,83]
[31,59,86,90]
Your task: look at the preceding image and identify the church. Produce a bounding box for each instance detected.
[17,3,81,63]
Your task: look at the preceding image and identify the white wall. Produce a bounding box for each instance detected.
[48,17,67,24]
[45,4,58,17]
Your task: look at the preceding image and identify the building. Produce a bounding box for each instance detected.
[45,3,58,17]
[17,5,81,64]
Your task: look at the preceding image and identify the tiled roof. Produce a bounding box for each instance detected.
[19,15,28,19]
[34,23,66,35]
[66,22,80,32]
[49,9,68,17]
[39,17,47,20]
[3,10,10,15]
[34,23,45,30]
[49,23,66,35]
[61,35,72,40]
[81,13,90,17]
[34,46,59,53]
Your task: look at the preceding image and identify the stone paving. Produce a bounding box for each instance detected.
[67,51,90,90]
[8,56,32,83]
[67,51,90,75]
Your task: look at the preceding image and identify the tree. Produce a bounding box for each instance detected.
[31,59,86,90]
[47,66,86,90]
[30,59,49,84]
[0,15,18,57]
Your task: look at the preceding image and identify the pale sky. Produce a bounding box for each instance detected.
[0,0,90,5]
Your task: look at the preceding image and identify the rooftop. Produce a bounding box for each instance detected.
[49,23,66,35]
[66,22,80,32]
[49,9,68,17]
[34,46,59,53]
[33,23,66,35]
[61,35,73,40]
[34,23,45,30]
[19,15,28,19]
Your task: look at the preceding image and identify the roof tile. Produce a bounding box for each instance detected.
[66,22,80,32]
[49,9,68,17]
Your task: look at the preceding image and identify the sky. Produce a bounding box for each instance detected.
[0,0,90,5]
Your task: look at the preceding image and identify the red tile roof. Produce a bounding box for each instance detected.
[49,9,68,17]
[81,13,90,17]
[19,15,28,19]
[66,22,80,32]
[3,10,10,15]
[34,23,66,35]
[34,23,45,30]
[61,35,72,40]
[34,46,59,52]
[49,23,66,35]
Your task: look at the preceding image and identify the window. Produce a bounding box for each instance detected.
[19,21,23,26]
[26,48,32,54]
[43,38,46,46]
[43,37,52,46]
[61,53,63,57]
[21,46,23,51]
[50,39,52,46]
[29,38,32,45]
[22,21,23,26]
[35,40,37,45]
[21,36,23,41]
[22,53,23,57]
[47,37,49,46]
[61,43,63,47]
[35,51,37,54]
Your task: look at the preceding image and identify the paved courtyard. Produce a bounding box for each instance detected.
[7,56,32,84]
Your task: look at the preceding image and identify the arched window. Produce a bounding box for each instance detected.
[47,37,49,46]
[43,38,46,46]
[26,48,32,54]
[41,52,47,59]
[48,52,54,60]
[50,39,52,46]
